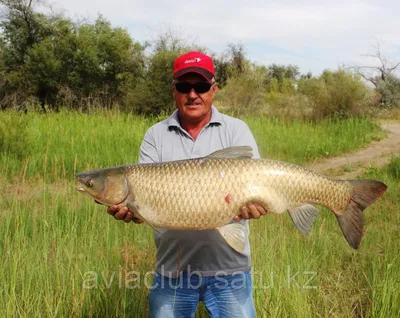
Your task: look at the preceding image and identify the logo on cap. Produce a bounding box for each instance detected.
[184,58,201,64]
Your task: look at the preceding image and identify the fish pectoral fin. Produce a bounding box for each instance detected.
[126,201,161,233]
[288,204,319,236]
[206,146,253,160]
[217,223,247,254]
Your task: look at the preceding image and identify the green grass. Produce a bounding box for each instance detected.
[247,116,385,164]
[0,111,384,181]
[0,110,158,181]
[0,111,397,317]
[0,180,156,316]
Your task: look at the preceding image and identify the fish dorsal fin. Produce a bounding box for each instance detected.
[206,146,253,160]
[288,204,319,235]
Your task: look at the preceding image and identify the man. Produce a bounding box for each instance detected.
[107,51,267,317]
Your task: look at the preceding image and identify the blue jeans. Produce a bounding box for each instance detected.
[149,270,256,318]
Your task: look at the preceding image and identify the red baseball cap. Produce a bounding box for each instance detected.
[173,51,215,81]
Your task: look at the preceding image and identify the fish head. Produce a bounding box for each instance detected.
[76,167,129,206]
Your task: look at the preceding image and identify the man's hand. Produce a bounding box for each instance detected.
[103,203,144,224]
[234,202,268,221]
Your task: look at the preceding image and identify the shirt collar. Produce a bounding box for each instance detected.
[167,105,223,129]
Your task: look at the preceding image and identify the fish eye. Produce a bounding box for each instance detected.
[86,180,93,188]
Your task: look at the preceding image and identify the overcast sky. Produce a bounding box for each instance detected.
[46,0,400,75]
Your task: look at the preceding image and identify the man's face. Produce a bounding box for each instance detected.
[172,73,218,123]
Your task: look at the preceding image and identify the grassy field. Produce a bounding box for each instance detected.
[0,111,398,317]
[0,111,384,180]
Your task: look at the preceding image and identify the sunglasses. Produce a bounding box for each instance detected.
[174,82,214,94]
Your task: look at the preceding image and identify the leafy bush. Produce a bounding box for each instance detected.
[376,75,400,108]
[298,69,372,119]
[263,91,313,118]
[217,64,266,115]
[127,49,180,114]
[264,64,299,93]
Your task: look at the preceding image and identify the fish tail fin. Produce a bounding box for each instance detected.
[336,180,387,249]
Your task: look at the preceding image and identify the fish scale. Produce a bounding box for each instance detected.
[125,158,352,229]
[76,146,387,251]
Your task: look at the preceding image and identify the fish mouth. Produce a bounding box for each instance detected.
[76,183,86,193]
[75,183,95,199]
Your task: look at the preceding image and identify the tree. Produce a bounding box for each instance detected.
[348,40,400,108]
[266,64,299,82]
[60,16,145,108]
[265,64,299,93]
[128,29,196,114]
[212,43,249,87]
[227,42,246,74]
[0,0,58,110]
[212,52,230,87]
[0,3,146,111]
[0,0,51,64]
[375,74,400,108]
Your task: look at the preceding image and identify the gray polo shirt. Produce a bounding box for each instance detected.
[139,106,260,277]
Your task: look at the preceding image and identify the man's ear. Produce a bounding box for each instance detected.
[211,83,218,97]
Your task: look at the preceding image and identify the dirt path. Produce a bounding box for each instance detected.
[304,122,400,179]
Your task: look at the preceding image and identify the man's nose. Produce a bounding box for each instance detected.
[188,88,198,98]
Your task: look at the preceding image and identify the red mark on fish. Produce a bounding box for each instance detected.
[225,194,232,204]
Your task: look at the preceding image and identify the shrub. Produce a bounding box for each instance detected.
[217,64,266,115]
[263,91,313,119]
[376,75,400,108]
[298,69,372,119]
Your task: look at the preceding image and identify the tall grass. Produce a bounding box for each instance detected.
[0,111,383,180]
[247,116,384,163]
[1,159,398,317]
[0,179,156,316]
[0,111,158,181]
[0,111,396,317]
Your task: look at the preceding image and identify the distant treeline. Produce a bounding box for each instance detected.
[0,0,399,118]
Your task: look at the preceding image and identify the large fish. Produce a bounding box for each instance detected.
[76,146,387,252]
